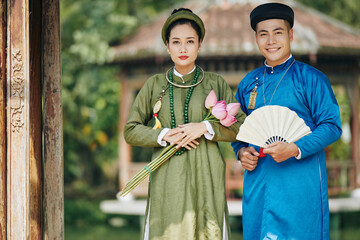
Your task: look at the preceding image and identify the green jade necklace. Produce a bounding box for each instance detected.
[169,67,199,155]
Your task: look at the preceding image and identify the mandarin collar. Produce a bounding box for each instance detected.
[264,55,294,74]
[172,66,198,84]
[174,66,196,78]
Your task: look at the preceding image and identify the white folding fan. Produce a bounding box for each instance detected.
[236,105,312,156]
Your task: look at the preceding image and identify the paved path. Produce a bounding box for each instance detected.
[100,197,360,216]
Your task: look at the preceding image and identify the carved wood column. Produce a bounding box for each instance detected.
[6,0,42,238]
[0,0,6,238]
[42,0,64,239]
[7,0,31,238]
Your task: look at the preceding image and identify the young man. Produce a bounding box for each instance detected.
[231,3,342,239]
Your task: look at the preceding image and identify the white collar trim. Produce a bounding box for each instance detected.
[174,66,196,78]
[264,54,293,68]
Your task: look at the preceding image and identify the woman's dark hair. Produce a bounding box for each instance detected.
[165,8,202,43]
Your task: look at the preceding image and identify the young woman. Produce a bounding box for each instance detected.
[124,8,245,240]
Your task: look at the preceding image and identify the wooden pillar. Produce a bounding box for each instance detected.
[7,0,31,238]
[118,74,133,190]
[6,0,43,238]
[0,0,6,238]
[29,0,42,238]
[352,65,360,187]
[42,0,64,239]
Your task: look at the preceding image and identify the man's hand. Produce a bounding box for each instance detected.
[262,142,299,163]
[238,147,260,171]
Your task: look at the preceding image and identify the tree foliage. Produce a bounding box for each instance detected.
[298,0,360,29]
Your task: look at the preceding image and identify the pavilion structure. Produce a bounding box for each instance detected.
[113,0,360,198]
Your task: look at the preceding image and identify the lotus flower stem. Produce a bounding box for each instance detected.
[118,145,179,197]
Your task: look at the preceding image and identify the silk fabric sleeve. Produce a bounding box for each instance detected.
[124,77,164,147]
[294,69,342,159]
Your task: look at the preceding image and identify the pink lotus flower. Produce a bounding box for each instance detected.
[205,90,217,109]
[226,103,240,116]
[212,100,227,120]
[220,114,237,127]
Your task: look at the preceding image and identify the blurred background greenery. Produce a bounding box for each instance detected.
[60,0,360,239]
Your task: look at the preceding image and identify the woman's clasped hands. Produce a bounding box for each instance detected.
[162,122,208,150]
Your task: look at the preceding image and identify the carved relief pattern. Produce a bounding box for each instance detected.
[11,49,25,132]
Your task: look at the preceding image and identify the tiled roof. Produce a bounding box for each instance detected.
[112,0,360,61]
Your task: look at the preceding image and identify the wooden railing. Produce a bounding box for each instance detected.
[326,160,354,196]
[225,159,244,199]
[124,160,355,199]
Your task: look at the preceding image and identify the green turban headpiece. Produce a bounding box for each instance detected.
[161,9,205,45]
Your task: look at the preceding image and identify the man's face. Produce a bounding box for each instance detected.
[255,19,293,67]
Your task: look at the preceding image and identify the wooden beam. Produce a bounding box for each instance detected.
[118,74,134,190]
[218,71,248,87]
[351,65,360,187]
[0,0,6,238]
[29,0,42,238]
[42,0,64,239]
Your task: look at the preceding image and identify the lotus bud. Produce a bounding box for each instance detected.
[205,90,217,109]
[212,100,227,120]
[220,114,237,127]
[226,103,240,116]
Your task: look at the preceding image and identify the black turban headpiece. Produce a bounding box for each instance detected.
[250,3,294,31]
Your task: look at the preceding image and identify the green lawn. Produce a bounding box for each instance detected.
[65,224,140,240]
[65,223,360,240]
[65,222,243,240]
[340,228,360,240]
[64,199,360,240]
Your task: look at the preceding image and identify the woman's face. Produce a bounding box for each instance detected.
[167,23,201,75]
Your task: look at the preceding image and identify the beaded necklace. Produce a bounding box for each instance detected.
[169,67,200,155]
